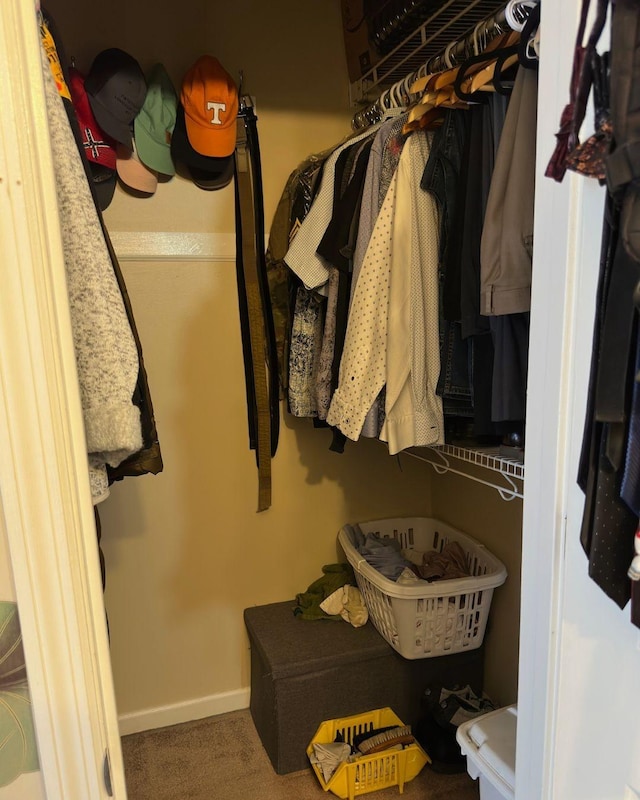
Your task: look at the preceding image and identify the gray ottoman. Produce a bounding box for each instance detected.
[244,600,484,774]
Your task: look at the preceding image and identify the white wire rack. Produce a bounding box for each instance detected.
[350,0,506,106]
[402,444,524,500]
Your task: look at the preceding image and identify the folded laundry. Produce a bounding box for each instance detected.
[346,524,473,588]
[419,541,470,582]
[294,563,356,620]
[353,527,417,580]
[320,584,369,627]
[309,742,351,782]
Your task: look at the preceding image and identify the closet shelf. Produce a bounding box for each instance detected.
[403,444,524,501]
[350,0,505,106]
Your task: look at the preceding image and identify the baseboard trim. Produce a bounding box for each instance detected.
[118,687,251,736]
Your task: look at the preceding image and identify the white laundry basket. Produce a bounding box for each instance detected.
[456,704,517,800]
[338,517,507,660]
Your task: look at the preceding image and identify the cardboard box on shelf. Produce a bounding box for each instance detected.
[341,0,381,83]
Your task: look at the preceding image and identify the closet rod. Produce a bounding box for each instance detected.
[351,0,538,130]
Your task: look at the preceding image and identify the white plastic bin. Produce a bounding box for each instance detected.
[456,704,516,800]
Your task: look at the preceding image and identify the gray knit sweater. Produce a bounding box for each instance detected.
[41,43,142,502]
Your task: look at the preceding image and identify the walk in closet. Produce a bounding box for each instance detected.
[1,1,639,799]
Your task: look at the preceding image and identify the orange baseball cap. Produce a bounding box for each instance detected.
[181,56,238,158]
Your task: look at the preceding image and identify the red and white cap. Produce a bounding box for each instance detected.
[69,67,117,170]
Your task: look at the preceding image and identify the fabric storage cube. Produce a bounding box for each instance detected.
[244,599,485,774]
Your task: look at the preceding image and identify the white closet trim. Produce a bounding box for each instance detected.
[516,1,585,797]
[110,231,270,261]
[0,1,126,797]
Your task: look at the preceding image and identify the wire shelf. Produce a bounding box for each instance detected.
[438,445,524,479]
[403,444,524,501]
[350,0,505,105]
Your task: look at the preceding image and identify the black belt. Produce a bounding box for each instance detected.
[234,97,279,511]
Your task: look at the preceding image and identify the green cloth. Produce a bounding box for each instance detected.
[293,563,356,621]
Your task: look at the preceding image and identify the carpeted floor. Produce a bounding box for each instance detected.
[121,708,480,800]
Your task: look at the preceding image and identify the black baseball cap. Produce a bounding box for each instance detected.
[170,104,234,190]
[85,48,147,148]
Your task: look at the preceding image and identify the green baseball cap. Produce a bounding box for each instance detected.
[134,63,178,176]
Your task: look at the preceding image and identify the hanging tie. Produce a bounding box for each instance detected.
[546,0,609,181]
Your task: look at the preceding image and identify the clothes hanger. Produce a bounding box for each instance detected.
[410,23,507,100]
[403,79,470,132]
[404,83,441,125]
[445,29,518,94]
[402,105,443,134]
[410,71,431,94]
[411,20,482,94]
[429,40,467,90]
[472,19,488,57]
[391,78,406,107]
[404,91,437,128]
[482,51,520,95]
[410,40,460,94]
[465,45,520,95]
[452,31,520,102]
[434,84,458,106]
[505,0,539,32]
[417,107,447,129]
[517,2,541,68]
[376,83,407,121]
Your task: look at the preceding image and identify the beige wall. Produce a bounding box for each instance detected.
[430,469,523,707]
[46,0,522,720]
[46,0,438,716]
[96,255,435,712]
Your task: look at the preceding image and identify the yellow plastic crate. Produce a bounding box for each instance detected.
[306,707,430,800]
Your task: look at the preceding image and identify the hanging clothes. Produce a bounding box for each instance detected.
[316,138,374,421]
[286,127,380,423]
[266,144,333,398]
[284,151,338,417]
[480,67,538,317]
[327,130,443,450]
[265,9,543,460]
[379,131,443,453]
[42,7,163,493]
[355,114,410,439]
[284,126,381,292]
[565,0,640,616]
[422,109,474,428]
[40,27,143,504]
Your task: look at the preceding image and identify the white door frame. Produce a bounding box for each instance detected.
[517,2,598,798]
[0,0,126,797]
[0,0,590,799]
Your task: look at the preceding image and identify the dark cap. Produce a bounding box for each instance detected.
[85,48,147,148]
[90,163,117,211]
[171,104,234,190]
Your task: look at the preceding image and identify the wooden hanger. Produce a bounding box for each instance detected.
[453,34,521,101]
[412,29,519,104]
[463,49,519,96]
[405,88,439,124]
[402,105,445,134]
